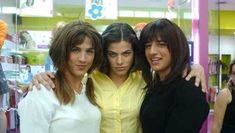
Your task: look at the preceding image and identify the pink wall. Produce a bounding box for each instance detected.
[192,0,209,132]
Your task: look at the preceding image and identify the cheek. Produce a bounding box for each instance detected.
[68,54,75,61]
[107,57,114,64]
[128,55,134,65]
[88,55,95,65]
[107,58,116,69]
[145,50,151,61]
[165,50,171,63]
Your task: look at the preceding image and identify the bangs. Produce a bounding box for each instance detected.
[70,33,87,47]
[142,22,169,44]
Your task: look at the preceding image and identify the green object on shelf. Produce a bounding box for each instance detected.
[21,50,47,65]
[221,54,231,74]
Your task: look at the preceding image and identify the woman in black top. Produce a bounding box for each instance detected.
[139,18,209,133]
[212,60,235,133]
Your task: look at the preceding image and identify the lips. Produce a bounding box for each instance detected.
[76,65,87,69]
[150,57,161,65]
[116,67,126,71]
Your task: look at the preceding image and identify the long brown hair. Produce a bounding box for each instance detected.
[49,20,103,105]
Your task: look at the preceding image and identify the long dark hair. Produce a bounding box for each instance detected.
[227,60,235,91]
[99,22,140,75]
[139,18,190,89]
[49,20,103,105]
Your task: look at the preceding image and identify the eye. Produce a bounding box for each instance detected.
[145,43,152,49]
[122,51,132,57]
[159,42,167,46]
[71,47,80,54]
[108,52,117,58]
[86,48,95,54]
[157,41,167,48]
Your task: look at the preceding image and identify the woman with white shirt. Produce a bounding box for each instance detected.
[18,20,103,133]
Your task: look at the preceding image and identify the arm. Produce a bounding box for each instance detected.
[18,86,55,133]
[211,88,231,133]
[0,96,7,133]
[184,64,207,92]
[29,72,55,90]
[165,79,209,133]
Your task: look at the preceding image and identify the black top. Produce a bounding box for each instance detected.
[140,77,209,133]
[0,63,8,95]
[221,89,235,133]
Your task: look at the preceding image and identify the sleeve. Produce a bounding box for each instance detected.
[165,79,209,133]
[18,85,56,133]
[0,19,8,48]
[0,63,9,95]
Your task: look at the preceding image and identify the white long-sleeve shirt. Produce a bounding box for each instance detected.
[18,84,101,133]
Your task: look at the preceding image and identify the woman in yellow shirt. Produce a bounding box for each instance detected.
[31,22,206,133]
[91,23,146,133]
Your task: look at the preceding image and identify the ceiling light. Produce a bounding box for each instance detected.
[119,10,134,17]
[1,7,19,14]
[149,11,165,18]
[134,11,149,18]
[183,12,192,19]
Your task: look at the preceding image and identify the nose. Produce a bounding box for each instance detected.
[117,55,123,65]
[78,51,86,62]
[149,43,158,55]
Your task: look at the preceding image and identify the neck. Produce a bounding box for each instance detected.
[109,73,128,88]
[158,68,171,81]
[159,74,166,81]
[64,72,83,93]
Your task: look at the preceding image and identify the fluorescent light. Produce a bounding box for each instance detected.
[1,7,19,14]
[134,11,149,17]
[149,11,165,18]
[119,10,134,17]
[166,11,177,19]
[183,12,192,19]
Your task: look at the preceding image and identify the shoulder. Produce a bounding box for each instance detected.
[19,84,58,107]
[91,70,109,82]
[175,77,206,102]
[131,71,143,79]
[91,70,105,78]
[174,77,199,92]
[18,84,59,117]
[217,88,232,104]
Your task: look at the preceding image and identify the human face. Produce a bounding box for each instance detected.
[145,39,171,80]
[108,41,134,78]
[65,37,95,79]
[230,65,235,84]
[22,33,31,41]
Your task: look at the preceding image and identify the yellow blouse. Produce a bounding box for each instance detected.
[92,71,146,133]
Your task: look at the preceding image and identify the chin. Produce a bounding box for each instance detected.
[151,67,160,71]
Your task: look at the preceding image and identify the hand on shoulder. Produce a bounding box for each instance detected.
[217,88,232,104]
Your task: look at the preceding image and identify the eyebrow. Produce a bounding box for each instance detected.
[108,49,132,53]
